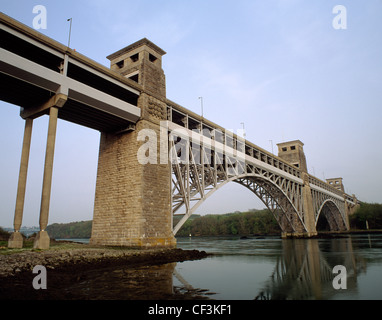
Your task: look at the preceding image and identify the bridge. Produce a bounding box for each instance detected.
[1,13,359,249]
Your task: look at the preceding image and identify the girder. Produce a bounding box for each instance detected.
[170,128,308,235]
[167,117,352,236]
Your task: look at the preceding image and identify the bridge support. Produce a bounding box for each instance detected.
[90,117,176,248]
[8,118,33,248]
[278,143,318,238]
[8,92,66,249]
[301,172,318,237]
[282,179,318,238]
[90,39,176,248]
[34,106,59,249]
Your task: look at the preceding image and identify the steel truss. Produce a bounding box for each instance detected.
[168,122,350,235]
[170,134,308,235]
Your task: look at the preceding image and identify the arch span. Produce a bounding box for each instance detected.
[316,199,347,231]
[172,173,307,235]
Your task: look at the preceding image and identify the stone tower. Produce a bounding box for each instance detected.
[277,140,317,237]
[326,177,345,192]
[276,140,308,172]
[107,38,166,97]
[90,39,176,247]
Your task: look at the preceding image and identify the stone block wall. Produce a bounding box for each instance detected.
[90,118,175,247]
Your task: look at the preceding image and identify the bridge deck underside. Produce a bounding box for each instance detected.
[0,72,135,132]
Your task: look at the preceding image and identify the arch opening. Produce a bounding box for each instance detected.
[316,200,345,232]
[172,174,306,236]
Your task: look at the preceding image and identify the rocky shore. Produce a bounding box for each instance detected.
[0,243,211,299]
[0,246,209,277]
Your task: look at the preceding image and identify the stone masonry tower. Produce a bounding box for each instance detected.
[326,177,345,192]
[276,140,307,172]
[277,140,317,237]
[90,39,176,247]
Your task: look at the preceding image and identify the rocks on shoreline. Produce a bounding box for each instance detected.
[0,246,210,279]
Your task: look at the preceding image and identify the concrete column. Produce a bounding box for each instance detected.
[8,118,33,248]
[34,107,59,249]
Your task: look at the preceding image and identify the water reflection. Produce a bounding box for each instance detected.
[58,261,214,300]
[254,238,366,300]
[44,235,380,299]
[175,235,380,300]
[59,263,177,300]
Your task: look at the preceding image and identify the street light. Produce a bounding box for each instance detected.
[67,18,72,48]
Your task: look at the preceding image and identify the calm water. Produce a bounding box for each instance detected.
[62,234,382,300]
[176,235,382,300]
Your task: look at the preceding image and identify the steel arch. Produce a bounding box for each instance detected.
[316,199,347,231]
[172,173,307,235]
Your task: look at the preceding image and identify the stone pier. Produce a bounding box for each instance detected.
[90,39,176,248]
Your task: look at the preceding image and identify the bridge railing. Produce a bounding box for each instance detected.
[308,175,347,199]
[166,100,301,180]
[308,175,357,204]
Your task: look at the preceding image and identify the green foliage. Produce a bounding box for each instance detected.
[46,220,92,239]
[349,202,382,230]
[0,227,10,241]
[176,209,280,236]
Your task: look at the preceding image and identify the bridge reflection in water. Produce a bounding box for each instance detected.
[59,237,367,300]
[254,238,366,300]
[15,237,369,299]
[74,237,367,300]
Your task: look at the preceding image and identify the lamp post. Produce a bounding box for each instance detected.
[67,18,72,48]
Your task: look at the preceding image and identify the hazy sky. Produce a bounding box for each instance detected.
[1,0,382,228]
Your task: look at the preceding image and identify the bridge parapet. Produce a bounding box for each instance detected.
[309,175,344,198]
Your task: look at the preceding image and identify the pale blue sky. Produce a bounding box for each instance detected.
[1,0,382,227]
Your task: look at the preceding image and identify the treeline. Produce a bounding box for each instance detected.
[349,202,382,230]
[175,209,280,237]
[0,227,10,241]
[4,202,379,241]
[46,220,92,239]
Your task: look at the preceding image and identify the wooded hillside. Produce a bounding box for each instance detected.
[21,202,382,240]
[46,220,92,239]
[174,209,280,237]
